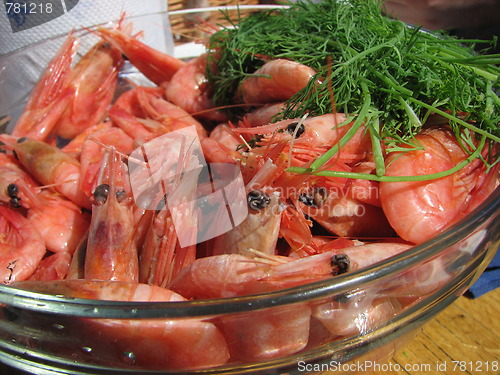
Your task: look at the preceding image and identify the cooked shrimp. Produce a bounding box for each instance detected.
[200,137,241,163]
[136,86,208,138]
[0,153,42,210]
[0,153,89,254]
[165,54,227,122]
[236,113,371,174]
[139,165,200,287]
[79,126,134,197]
[297,189,395,238]
[11,32,79,141]
[55,38,123,139]
[379,126,499,244]
[60,121,112,157]
[0,205,46,284]
[27,190,90,254]
[0,135,91,209]
[27,251,72,281]
[108,104,159,145]
[169,248,343,300]
[312,295,401,337]
[237,59,317,104]
[222,303,312,361]
[84,147,138,282]
[244,102,286,127]
[210,189,282,257]
[113,85,164,117]
[96,26,185,85]
[170,251,329,361]
[11,279,230,370]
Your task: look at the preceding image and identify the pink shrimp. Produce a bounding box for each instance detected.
[135,86,208,138]
[108,104,159,145]
[113,85,164,117]
[27,251,72,281]
[109,87,208,145]
[237,59,318,104]
[55,38,123,139]
[78,126,135,198]
[0,153,90,254]
[235,113,372,176]
[0,153,42,210]
[139,163,200,288]
[169,251,334,361]
[96,25,185,85]
[200,137,241,164]
[379,126,499,244]
[210,189,282,257]
[297,189,395,238]
[11,279,230,370]
[200,123,243,163]
[0,135,91,209]
[243,102,287,127]
[11,32,78,141]
[0,205,46,284]
[209,123,242,149]
[165,54,227,122]
[60,121,112,157]
[312,295,402,337]
[84,147,138,282]
[315,239,453,298]
[27,190,90,254]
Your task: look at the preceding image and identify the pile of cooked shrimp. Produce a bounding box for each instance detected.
[0,11,498,371]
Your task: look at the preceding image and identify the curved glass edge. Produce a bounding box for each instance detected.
[0,184,497,318]
[0,236,490,375]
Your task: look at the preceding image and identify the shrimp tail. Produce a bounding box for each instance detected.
[11,32,79,141]
[96,26,185,85]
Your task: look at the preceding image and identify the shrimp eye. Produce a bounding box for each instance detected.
[331,254,350,275]
[299,187,328,208]
[115,188,127,203]
[93,183,110,205]
[285,122,305,138]
[247,190,271,211]
[16,137,27,144]
[7,183,19,198]
[10,197,21,208]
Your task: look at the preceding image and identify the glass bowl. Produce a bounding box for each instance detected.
[0,5,498,375]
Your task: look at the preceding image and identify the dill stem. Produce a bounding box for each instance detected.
[372,70,413,96]
[288,135,486,182]
[405,97,500,143]
[308,82,372,172]
[435,51,499,81]
[369,116,386,176]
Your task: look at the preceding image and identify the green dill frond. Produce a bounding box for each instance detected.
[206,0,500,174]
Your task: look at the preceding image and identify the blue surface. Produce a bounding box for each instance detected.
[467,247,500,298]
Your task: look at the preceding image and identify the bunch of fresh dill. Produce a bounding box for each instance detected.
[206,0,499,180]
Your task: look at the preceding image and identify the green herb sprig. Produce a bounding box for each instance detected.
[206,0,499,179]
